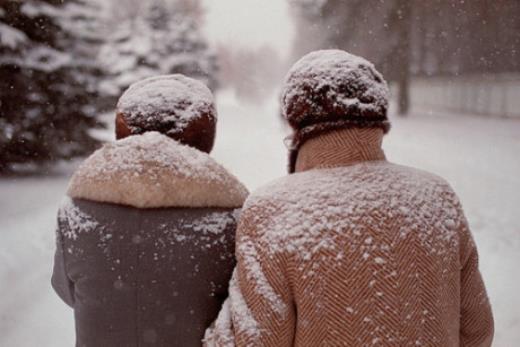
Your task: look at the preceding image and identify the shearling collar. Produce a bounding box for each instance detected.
[67,132,248,209]
[294,127,386,173]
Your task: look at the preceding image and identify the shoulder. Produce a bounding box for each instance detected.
[236,168,347,251]
[56,197,101,240]
[383,162,462,205]
[238,161,462,237]
[67,132,248,209]
[383,162,454,189]
[245,161,454,208]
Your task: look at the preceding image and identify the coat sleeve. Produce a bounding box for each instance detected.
[51,213,75,307]
[459,218,494,347]
[204,210,296,347]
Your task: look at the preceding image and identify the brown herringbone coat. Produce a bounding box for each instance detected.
[205,128,493,347]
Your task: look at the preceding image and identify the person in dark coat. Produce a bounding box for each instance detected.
[52,74,249,347]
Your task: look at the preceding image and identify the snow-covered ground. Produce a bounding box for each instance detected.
[0,91,519,346]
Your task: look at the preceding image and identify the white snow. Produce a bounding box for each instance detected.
[3,45,73,72]
[75,132,225,182]
[117,75,216,135]
[0,92,519,346]
[225,269,261,340]
[243,160,461,263]
[204,269,262,346]
[237,236,288,316]
[183,212,238,236]
[164,211,237,249]
[20,2,61,18]
[58,197,99,240]
[0,23,28,49]
[282,49,389,125]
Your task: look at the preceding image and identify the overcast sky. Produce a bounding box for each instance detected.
[201,0,295,57]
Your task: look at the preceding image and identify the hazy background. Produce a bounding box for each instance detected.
[1,0,519,169]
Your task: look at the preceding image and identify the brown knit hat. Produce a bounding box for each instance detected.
[116,74,217,153]
[281,50,390,172]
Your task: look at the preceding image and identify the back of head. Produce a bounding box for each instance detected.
[282,49,390,133]
[281,50,390,172]
[116,74,217,153]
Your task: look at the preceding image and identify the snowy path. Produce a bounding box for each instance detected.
[0,94,519,346]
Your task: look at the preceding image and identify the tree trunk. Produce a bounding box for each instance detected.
[396,0,412,116]
[398,72,410,116]
[0,158,8,175]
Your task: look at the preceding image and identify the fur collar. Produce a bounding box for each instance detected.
[67,132,248,209]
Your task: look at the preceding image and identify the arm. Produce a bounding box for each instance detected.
[459,219,494,347]
[51,213,75,307]
[205,211,296,347]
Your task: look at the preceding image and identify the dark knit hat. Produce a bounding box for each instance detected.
[281,50,390,172]
[116,74,217,153]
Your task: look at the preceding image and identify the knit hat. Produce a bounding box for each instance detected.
[281,50,390,172]
[116,74,217,153]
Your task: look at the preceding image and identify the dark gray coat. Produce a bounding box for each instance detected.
[52,133,248,347]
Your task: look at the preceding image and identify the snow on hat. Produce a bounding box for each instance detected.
[116,74,217,153]
[282,50,390,173]
[282,49,390,132]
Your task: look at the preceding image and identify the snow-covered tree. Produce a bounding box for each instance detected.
[99,0,218,98]
[0,0,108,170]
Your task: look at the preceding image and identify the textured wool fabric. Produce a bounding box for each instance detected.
[293,127,386,173]
[287,120,390,173]
[281,49,392,173]
[205,128,493,347]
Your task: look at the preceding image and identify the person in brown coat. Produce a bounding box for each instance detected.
[204,50,494,347]
[52,74,248,347]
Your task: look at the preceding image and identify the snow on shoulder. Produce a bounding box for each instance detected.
[68,132,248,208]
[241,161,463,262]
[116,74,216,135]
[282,49,389,126]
